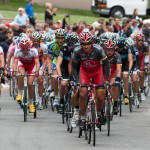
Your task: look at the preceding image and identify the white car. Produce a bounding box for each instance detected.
[91,0,150,18]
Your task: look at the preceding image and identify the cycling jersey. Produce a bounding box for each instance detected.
[117,46,132,72]
[59,43,72,78]
[14,48,38,64]
[0,46,3,55]
[72,44,109,87]
[104,52,122,81]
[8,43,17,55]
[48,40,61,70]
[132,42,149,70]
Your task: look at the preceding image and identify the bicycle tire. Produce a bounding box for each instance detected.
[119,84,122,117]
[107,96,111,136]
[23,87,27,122]
[87,124,91,144]
[91,102,96,146]
[33,85,37,119]
[129,83,133,112]
[9,79,12,97]
[62,102,65,124]
[50,97,54,111]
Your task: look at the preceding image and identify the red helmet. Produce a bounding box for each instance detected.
[19,38,30,49]
[79,31,93,44]
[103,39,116,49]
[136,33,145,41]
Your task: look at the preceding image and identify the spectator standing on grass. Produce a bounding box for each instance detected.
[25,0,36,28]
[132,8,142,22]
[44,2,57,24]
[14,8,29,27]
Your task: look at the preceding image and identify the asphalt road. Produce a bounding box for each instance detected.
[0,89,150,150]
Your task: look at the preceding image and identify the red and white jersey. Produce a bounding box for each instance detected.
[31,42,48,59]
[8,43,18,55]
[14,48,39,64]
[0,46,4,55]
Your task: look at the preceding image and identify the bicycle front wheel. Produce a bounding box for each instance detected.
[23,87,28,122]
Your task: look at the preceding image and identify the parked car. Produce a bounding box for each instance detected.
[91,0,150,18]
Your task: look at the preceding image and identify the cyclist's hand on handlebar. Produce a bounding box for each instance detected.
[34,71,39,77]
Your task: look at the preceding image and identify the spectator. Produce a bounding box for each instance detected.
[132,8,142,22]
[118,24,128,38]
[131,19,138,32]
[25,0,36,28]
[113,17,121,33]
[14,8,29,27]
[44,2,57,24]
[125,19,133,37]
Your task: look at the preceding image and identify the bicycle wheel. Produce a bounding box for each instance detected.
[33,85,37,119]
[62,101,65,124]
[23,87,27,122]
[66,93,72,131]
[91,102,96,146]
[50,96,54,111]
[12,79,18,100]
[119,84,122,117]
[87,124,91,144]
[107,96,111,136]
[9,78,13,97]
[129,83,133,112]
[42,95,46,109]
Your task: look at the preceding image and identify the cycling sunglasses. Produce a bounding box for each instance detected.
[81,42,92,46]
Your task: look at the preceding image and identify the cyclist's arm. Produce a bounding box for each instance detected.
[56,56,63,76]
[102,57,110,81]
[41,54,47,74]
[72,51,80,82]
[34,57,40,73]
[13,58,18,71]
[128,53,133,70]
[68,58,72,77]
[116,55,122,77]
[0,54,4,68]
[6,53,13,68]
[47,54,52,73]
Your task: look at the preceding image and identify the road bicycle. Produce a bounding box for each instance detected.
[17,73,37,122]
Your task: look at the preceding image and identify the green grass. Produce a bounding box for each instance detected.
[0,0,101,24]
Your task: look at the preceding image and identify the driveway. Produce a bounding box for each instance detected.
[34,0,92,10]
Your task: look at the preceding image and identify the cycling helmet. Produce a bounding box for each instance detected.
[103,39,116,49]
[135,33,145,41]
[55,28,66,38]
[125,37,135,46]
[39,31,46,41]
[19,33,27,38]
[44,33,52,42]
[117,37,126,48]
[65,34,77,44]
[12,36,20,45]
[19,37,30,49]
[31,31,41,40]
[79,30,93,44]
[93,35,100,44]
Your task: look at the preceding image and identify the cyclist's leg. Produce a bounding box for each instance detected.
[16,65,25,101]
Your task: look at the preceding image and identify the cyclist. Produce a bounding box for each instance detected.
[72,29,110,124]
[0,46,4,73]
[117,37,133,105]
[103,38,122,115]
[56,33,79,125]
[31,31,48,110]
[47,28,66,107]
[133,33,150,101]
[13,37,40,113]
[6,36,20,69]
